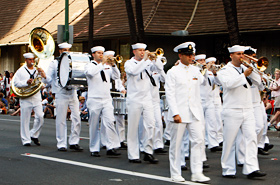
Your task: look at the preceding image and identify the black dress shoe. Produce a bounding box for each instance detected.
[185,156,189,160]
[107,149,121,156]
[23,143,31,146]
[31,137,40,146]
[219,142,223,147]
[129,159,142,163]
[91,152,100,157]
[258,148,269,155]
[203,162,210,168]
[237,164,244,167]
[154,148,167,154]
[181,165,188,171]
[223,175,236,179]
[264,143,274,152]
[247,170,266,179]
[210,146,222,152]
[102,146,107,149]
[69,144,83,151]
[120,142,127,149]
[58,147,67,152]
[143,153,159,164]
[164,140,170,146]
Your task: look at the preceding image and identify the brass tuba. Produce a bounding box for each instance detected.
[11,27,55,98]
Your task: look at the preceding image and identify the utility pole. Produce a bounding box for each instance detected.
[63,0,69,42]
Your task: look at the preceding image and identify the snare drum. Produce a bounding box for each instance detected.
[112,97,127,115]
[161,95,168,111]
[58,52,90,88]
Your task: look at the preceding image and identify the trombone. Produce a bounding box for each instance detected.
[241,55,278,87]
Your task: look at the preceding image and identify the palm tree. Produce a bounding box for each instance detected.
[88,0,94,53]
[135,0,145,43]
[125,0,138,45]
[222,0,240,45]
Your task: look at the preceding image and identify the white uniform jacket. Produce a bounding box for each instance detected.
[124,57,159,102]
[165,62,206,122]
[13,64,41,104]
[84,61,120,98]
[217,62,262,109]
[42,59,77,95]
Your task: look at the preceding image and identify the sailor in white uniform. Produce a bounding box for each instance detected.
[43,43,83,152]
[165,42,210,183]
[125,43,161,164]
[13,53,45,146]
[84,46,121,157]
[217,45,266,179]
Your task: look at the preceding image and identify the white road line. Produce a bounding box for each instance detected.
[0,118,20,122]
[22,153,204,185]
[79,136,90,140]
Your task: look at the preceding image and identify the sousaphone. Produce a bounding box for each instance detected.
[11,27,55,98]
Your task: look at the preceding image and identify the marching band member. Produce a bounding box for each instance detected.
[217,45,266,179]
[102,50,127,149]
[141,57,167,154]
[42,43,83,152]
[165,42,210,182]
[84,46,121,157]
[124,43,160,164]
[244,47,268,155]
[204,57,222,152]
[13,52,45,146]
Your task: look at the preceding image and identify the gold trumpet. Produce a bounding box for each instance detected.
[193,61,207,76]
[105,55,123,65]
[148,48,167,65]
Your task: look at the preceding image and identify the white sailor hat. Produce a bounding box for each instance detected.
[173,42,196,54]
[91,46,105,53]
[206,57,217,64]
[23,52,35,59]
[131,43,147,50]
[58,42,72,49]
[244,46,257,54]
[195,54,206,60]
[228,45,245,53]
[103,50,115,56]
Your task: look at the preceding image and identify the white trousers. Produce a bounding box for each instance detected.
[221,108,259,175]
[254,105,265,144]
[55,93,81,148]
[215,103,223,143]
[180,130,189,166]
[235,129,245,165]
[202,102,219,149]
[169,120,204,177]
[20,101,44,145]
[163,110,171,141]
[258,102,269,148]
[139,102,164,150]
[88,98,120,152]
[127,100,155,160]
[115,114,126,143]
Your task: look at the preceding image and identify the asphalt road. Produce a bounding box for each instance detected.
[0,114,279,185]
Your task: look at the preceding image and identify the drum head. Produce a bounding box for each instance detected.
[58,52,71,87]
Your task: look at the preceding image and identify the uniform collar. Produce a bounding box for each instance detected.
[178,61,191,70]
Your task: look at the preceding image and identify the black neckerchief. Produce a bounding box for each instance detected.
[232,66,252,88]
[134,61,156,86]
[24,67,36,79]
